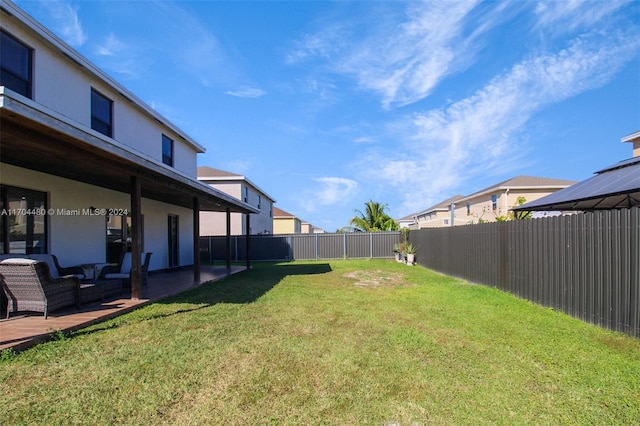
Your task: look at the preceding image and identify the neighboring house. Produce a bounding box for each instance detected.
[413,195,464,229]
[412,177,576,228]
[622,130,640,158]
[301,222,323,234]
[452,176,576,225]
[198,166,275,235]
[397,213,417,229]
[273,207,302,234]
[0,1,256,295]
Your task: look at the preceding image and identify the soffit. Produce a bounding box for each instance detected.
[0,95,257,213]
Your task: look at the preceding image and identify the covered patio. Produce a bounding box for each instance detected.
[0,264,247,352]
[1,87,257,298]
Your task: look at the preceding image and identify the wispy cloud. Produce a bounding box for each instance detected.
[285,23,348,65]
[32,0,86,47]
[287,1,491,109]
[93,33,143,78]
[95,33,123,57]
[534,0,631,32]
[361,27,640,214]
[301,177,359,212]
[87,1,250,88]
[345,0,480,109]
[226,87,266,98]
[354,136,375,144]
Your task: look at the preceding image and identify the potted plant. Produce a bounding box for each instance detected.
[405,244,417,265]
[393,243,403,262]
[396,240,409,262]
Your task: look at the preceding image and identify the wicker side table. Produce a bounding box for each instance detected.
[79,279,122,304]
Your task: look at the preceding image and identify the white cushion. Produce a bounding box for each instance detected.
[0,258,38,265]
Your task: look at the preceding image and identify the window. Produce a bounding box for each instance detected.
[243,186,248,203]
[0,185,47,254]
[269,203,273,218]
[257,195,261,209]
[0,30,33,98]
[91,88,113,137]
[466,202,471,215]
[491,194,498,210]
[162,135,173,166]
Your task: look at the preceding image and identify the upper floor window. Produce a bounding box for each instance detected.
[91,88,112,137]
[466,202,471,215]
[243,186,248,203]
[162,134,174,166]
[491,194,498,210]
[0,30,33,98]
[257,195,261,209]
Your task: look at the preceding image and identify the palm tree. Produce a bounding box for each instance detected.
[349,200,399,232]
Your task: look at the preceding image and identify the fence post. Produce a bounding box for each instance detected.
[343,232,347,259]
[285,235,289,260]
[370,232,373,258]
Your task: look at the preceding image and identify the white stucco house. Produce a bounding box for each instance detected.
[198,166,275,236]
[0,1,257,297]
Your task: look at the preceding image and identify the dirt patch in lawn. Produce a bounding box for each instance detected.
[344,270,409,289]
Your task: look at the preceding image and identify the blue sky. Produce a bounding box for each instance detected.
[16,0,640,231]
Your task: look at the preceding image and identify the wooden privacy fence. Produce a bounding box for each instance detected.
[200,231,401,262]
[409,207,640,337]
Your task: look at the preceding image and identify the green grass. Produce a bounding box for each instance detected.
[1,259,639,425]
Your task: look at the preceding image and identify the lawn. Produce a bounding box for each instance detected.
[1,260,639,425]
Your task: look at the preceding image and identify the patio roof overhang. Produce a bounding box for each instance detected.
[513,157,640,212]
[0,88,258,215]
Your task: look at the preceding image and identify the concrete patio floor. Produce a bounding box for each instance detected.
[0,265,246,352]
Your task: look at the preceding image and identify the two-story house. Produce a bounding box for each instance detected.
[198,166,275,235]
[410,176,575,228]
[452,176,576,225]
[0,1,256,296]
[413,195,464,228]
[273,207,302,234]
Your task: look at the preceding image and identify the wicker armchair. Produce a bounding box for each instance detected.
[0,258,80,319]
[28,254,86,280]
[100,252,152,288]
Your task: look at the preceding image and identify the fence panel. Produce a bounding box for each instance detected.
[317,233,346,259]
[291,234,314,260]
[412,207,640,338]
[200,231,401,262]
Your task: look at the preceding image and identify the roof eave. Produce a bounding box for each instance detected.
[0,0,205,154]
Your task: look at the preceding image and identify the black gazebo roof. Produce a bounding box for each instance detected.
[513,157,640,211]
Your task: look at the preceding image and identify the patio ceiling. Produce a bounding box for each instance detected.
[0,90,257,214]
